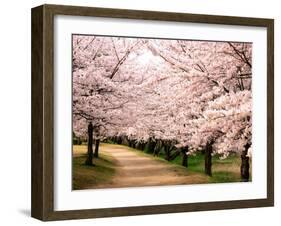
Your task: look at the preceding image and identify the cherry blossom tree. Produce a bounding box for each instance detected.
[73,35,143,164]
[145,39,252,178]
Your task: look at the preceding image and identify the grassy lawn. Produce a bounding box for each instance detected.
[72,144,116,190]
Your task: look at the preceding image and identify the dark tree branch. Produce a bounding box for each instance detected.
[228,42,252,68]
[109,41,141,80]
[83,37,96,51]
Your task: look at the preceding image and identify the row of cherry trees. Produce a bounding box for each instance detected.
[72,35,252,181]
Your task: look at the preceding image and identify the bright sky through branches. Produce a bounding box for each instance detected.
[129,49,163,66]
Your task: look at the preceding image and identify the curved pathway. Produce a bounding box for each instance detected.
[95,143,207,188]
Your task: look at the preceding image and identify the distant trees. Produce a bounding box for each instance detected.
[72,35,252,181]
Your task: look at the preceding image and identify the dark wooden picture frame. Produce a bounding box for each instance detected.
[31,4,274,221]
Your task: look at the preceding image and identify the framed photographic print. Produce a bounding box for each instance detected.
[31,4,274,221]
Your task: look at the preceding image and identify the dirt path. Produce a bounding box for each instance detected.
[97,143,207,188]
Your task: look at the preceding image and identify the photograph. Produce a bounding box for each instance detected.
[30,3,274,221]
[72,35,253,190]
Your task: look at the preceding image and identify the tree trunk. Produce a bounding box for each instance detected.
[85,122,94,166]
[164,143,171,161]
[181,147,188,168]
[168,149,180,161]
[205,141,213,176]
[241,143,250,182]
[139,141,145,151]
[131,139,135,148]
[117,137,122,144]
[153,140,162,156]
[94,139,100,158]
[147,138,156,153]
[132,140,136,148]
[137,141,144,150]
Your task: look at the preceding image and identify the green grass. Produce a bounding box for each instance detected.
[72,145,116,190]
